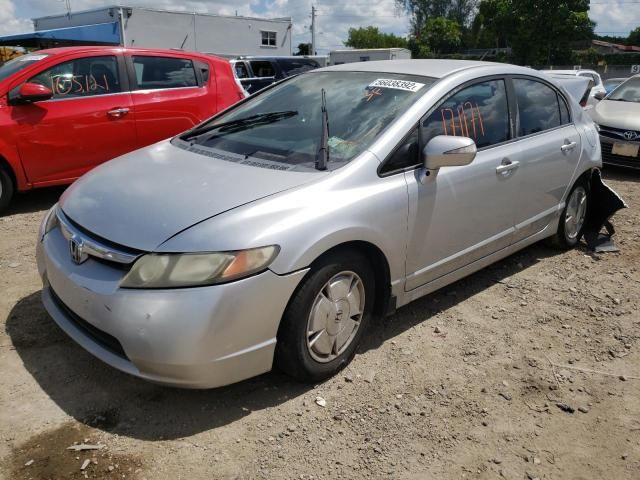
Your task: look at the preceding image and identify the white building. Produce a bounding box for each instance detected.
[329,48,411,65]
[0,5,293,57]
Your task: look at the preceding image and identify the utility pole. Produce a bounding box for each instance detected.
[311,5,316,56]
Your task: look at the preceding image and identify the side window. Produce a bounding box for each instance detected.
[421,79,510,149]
[194,60,210,84]
[28,56,121,99]
[513,78,561,136]
[132,56,197,90]
[249,61,275,78]
[380,128,420,174]
[234,62,249,79]
[558,94,571,125]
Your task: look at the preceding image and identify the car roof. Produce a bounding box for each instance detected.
[29,46,226,62]
[318,59,533,79]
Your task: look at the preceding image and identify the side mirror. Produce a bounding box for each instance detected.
[8,83,53,105]
[593,91,606,101]
[423,135,477,171]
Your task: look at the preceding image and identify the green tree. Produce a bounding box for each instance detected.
[295,43,311,55]
[395,0,478,35]
[423,16,462,53]
[344,26,408,49]
[473,0,594,65]
[628,26,640,46]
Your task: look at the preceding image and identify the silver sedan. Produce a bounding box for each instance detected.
[37,60,602,388]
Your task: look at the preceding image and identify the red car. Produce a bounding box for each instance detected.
[0,46,245,211]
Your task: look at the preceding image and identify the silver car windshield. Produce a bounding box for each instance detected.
[178,71,435,171]
[607,77,640,103]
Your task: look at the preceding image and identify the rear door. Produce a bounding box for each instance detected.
[9,53,137,184]
[127,53,213,146]
[508,76,582,243]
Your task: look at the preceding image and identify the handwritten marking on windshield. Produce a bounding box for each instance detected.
[364,87,383,102]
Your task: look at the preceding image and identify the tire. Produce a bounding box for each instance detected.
[0,166,15,214]
[547,178,589,250]
[275,250,375,383]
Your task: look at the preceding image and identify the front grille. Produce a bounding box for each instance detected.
[600,141,640,169]
[49,287,128,359]
[599,125,640,141]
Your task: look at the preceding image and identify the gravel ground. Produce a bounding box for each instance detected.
[0,169,638,480]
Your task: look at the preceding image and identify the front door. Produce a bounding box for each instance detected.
[10,54,137,185]
[404,78,519,291]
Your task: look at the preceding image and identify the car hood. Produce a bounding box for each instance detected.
[60,141,321,251]
[591,100,640,130]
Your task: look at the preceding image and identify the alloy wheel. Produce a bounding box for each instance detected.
[565,185,587,241]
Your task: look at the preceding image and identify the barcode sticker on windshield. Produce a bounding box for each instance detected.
[368,79,425,92]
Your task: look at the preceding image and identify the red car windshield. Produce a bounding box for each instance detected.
[0,54,49,82]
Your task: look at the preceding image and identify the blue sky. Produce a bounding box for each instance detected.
[1,0,638,53]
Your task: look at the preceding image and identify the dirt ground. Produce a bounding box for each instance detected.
[0,169,638,480]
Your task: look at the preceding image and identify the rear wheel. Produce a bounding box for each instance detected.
[0,166,15,214]
[275,250,375,382]
[548,179,589,249]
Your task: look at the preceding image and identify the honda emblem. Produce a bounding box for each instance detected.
[69,235,88,265]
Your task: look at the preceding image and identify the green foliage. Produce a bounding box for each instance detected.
[344,26,408,49]
[573,47,600,65]
[628,27,640,47]
[408,37,434,58]
[472,0,594,65]
[295,43,311,56]
[423,16,462,53]
[395,0,478,33]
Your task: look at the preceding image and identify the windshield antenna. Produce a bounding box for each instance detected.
[315,89,329,171]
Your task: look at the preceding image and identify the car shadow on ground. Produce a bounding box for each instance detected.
[2,186,66,216]
[602,165,639,184]
[6,242,561,441]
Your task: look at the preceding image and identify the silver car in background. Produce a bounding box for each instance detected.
[589,74,640,169]
[37,60,601,388]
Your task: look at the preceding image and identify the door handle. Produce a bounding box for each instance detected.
[561,140,577,153]
[107,107,130,119]
[496,159,520,175]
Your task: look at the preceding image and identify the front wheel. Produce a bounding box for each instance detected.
[547,179,589,249]
[275,250,375,383]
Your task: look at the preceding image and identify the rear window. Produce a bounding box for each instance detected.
[132,56,197,90]
[0,54,48,82]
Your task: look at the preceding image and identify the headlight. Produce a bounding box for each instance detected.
[39,204,59,241]
[120,245,279,288]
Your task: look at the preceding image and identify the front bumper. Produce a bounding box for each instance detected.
[599,135,640,169]
[36,227,307,388]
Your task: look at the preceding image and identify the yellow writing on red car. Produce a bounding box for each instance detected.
[49,74,112,96]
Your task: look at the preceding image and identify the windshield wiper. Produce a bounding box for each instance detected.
[182,110,298,143]
[315,89,329,171]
